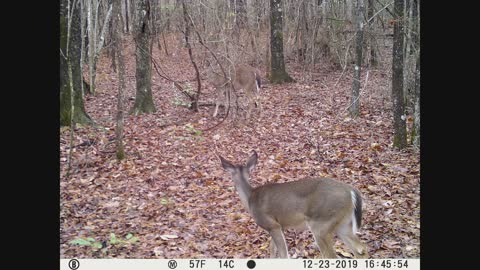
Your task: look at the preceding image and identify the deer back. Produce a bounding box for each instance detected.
[249,178,355,230]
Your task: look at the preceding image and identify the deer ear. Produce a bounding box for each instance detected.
[246,151,258,173]
[219,155,236,173]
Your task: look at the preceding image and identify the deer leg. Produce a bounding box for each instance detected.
[336,219,369,258]
[267,228,288,258]
[253,75,262,115]
[213,86,226,117]
[256,96,262,116]
[246,102,254,119]
[307,220,338,258]
[269,237,278,258]
[213,102,220,117]
[245,84,256,119]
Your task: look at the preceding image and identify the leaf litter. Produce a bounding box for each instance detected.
[60,36,420,259]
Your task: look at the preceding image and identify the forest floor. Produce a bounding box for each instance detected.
[60,36,420,259]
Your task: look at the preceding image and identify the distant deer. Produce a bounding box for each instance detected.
[219,151,369,258]
[206,64,261,119]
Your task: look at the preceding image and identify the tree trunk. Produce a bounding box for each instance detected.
[349,0,365,117]
[410,0,418,56]
[411,0,420,149]
[80,0,86,96]
[124,0,129,33]
[295,1,308,63]
[367,0,377,66]
[411,53,420,149]
[269,0,294,83]
[403,0,413,102]
[253,0,263,30]
[113,0,126,160]
[60,0,93,126]
[88,2,113,96]
[95,4,113,64]
[236,0,247,29]
[131,0,156,115]
[392,0,407,149]
[182,0,201,112]
[87,0,97,95]
[322,0,328,25]
[109,11,117,72]
[232,0,248,45]
[346,0,354,22]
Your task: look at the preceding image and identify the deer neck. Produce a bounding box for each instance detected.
[234,171,253,213]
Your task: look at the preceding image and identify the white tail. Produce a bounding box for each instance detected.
[207,64,261,119]
[219,151,368,258]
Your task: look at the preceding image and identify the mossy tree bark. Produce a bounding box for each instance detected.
[60,0,93,126]
[131,0,156,116]
[269,0,294,84]
[392,0,407,149]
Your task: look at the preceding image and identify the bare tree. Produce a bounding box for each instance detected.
[182,0,202,112]
[412,51,420,149]
[232,0,247,29]
[392,0,407,149]
[269,0,294,83]
[131,0,156,115]
[86,0,98,94]
[83,0,113,95]
[60,0,93,126]
[349,0,365,117]
[113,0,126,160]
[367,0,377,66]
[123,0,130,33]
[411,0,420,149]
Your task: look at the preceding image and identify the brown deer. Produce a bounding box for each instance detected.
[207,64,261,119]
[219,151,369,258]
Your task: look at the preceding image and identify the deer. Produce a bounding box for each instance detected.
[219,151,369,258]
[206,64,261,119]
